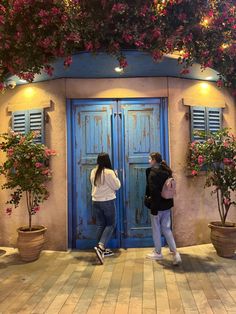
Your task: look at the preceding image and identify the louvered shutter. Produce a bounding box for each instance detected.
[207,108,222,133]
[190,107,206,141]
[12,109,44,143]
[12,111,28,134]
[29,109,44,143]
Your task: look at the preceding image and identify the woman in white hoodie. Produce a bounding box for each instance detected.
[90,153,121,264]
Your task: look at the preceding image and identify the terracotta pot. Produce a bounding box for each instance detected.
[17,225,47,262]
[208,221,236,258]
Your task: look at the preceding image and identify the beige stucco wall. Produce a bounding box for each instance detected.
[0,77,235,250]
[167,78,236,246]
[0,80,67,250]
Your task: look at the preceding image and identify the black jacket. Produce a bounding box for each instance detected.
[146,166,174,215]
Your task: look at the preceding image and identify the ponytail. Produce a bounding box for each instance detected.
[150,152,173,177]
[160,160,172,177]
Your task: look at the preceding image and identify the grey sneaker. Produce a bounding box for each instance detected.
[146,250,163,260]
[104,249,114,257]
[94,246,104,264]
[173,252,182,266]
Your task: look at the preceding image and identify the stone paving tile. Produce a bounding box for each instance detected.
[0,244,235,313]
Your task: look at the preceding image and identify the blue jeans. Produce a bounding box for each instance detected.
[93,199,116,248]
[150,209,177,254]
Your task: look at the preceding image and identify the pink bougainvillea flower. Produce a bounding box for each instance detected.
[111,3,128,14]
[6,208,12,215]
[197,155,204,165]
[191,170,198,176]
[223,198,230,206]
[19,136,26,144]
[180,68,190,75]
[7,148,14,157]
[44,148,56,157]
[223,158,233,165]
[42,169,50,175]
[35,162,43,168]
[152,50,163,61]
[64,56,73,68]
[85,41,93,51]
[0,82,5,92]
[122,32,133,43]
[44,65,54,76]
[217,80,223,87]
[152,28,161,39]
[33,206,40,212]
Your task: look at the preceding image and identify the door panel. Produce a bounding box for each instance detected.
[74,101,117,248]
[120,100,161,247]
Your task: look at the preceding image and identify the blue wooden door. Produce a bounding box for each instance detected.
[69,98,169,249]
[118,99,161,247]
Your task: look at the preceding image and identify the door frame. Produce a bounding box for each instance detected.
[67,98,170,249]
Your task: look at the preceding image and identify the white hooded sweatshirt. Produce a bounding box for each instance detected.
[90,167,121,201]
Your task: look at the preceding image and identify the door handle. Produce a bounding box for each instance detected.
[114,112,122,118]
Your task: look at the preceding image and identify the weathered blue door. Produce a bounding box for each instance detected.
[68,98,169,249]
[119,100,161,247]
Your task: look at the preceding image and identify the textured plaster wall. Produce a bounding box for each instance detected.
[0,76,235,250]
[0,80,68,250]
[167,78,236,246]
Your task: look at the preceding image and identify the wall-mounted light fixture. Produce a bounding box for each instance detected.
[6,80,16,89]
[114,66,124,73]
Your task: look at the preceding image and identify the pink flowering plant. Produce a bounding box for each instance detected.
[0,130,56,230]
[0,0,235,94]
[188,129,236,226]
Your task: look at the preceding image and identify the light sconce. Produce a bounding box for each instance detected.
[6,80,16,89]
[114,66,124,73]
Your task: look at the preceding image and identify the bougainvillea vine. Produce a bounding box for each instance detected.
[0,0,235,94]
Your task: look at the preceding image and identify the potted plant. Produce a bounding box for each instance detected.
[0,130,56,262]
[188,128,236,257]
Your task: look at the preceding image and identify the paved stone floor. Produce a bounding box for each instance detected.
[0,244,236,314]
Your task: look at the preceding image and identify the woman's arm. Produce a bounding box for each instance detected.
[106,170,121,190]
[148,170,162,205]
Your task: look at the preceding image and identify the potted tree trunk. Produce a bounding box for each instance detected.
[0,130,56,262]
[188,128,236,257]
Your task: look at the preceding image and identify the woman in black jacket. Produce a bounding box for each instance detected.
[146,152,181,265]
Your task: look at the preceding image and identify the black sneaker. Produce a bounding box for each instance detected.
[104,249,114,257]
[94,246,104,264]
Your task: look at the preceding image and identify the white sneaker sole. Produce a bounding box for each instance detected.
[104,252,114,257]
[94,247,104,264]
[146,255,163,260]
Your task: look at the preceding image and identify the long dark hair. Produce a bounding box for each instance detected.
[94,153,113,186]
[150,152,173,176]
